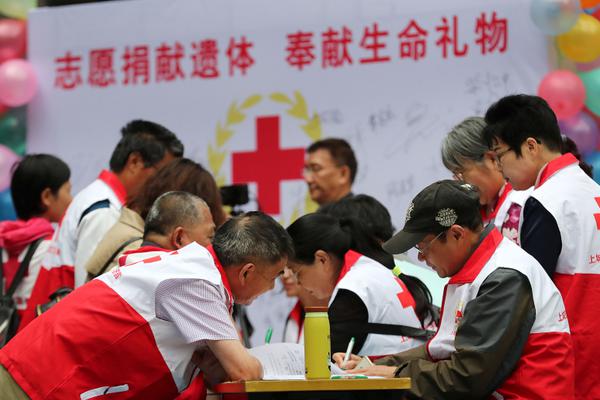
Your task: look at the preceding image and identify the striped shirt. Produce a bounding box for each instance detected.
[155,278,239,344]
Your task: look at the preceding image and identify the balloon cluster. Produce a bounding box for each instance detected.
[0,0,37,220]
[532,0,600,182]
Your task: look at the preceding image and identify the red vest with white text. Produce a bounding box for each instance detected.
[428,229,573,399]
[0,242,230,400]
[526,153,600,399]
[330,251,426,356]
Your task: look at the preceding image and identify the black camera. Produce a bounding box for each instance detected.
[220,184,249,208]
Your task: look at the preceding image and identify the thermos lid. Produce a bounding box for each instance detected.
[305,306,328,313]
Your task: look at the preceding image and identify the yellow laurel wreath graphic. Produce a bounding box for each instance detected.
[208,90,321,224]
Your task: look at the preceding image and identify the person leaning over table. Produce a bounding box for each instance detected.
[334,180,574,400]
[0,210,293,400]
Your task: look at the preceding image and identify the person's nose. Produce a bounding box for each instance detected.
[417,252,426,262]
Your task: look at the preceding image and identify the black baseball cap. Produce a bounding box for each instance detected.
[383,180,481,254]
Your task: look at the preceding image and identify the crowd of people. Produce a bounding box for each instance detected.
[0,94,597,399]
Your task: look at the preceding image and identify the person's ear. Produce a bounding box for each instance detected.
[449,225,465,243]
[40,187,53,209]
[338,165,350,183]
[125,151,145,174]
[525,137,540,155]
[238,263,254,286]
[170,227,186,249]
[314,249,330,269]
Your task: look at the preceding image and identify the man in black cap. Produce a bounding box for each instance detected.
[333,180,574,399]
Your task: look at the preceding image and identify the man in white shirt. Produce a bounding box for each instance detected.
[24,120,183,321]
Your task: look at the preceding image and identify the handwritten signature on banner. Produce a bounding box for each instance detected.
[53,11,508,91]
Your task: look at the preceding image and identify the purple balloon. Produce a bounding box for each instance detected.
[559,112,600,155]
[0,143,19,191]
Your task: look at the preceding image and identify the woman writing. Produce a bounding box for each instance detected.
[286,213,436,356]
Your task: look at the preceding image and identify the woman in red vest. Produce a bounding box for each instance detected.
[0,154,72,336]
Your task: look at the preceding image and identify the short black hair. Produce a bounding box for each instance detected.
[109,119,184,173]
[213,211,294,268]
[307,138,358,183]
[11,154,71,220]
[483,94,562,156]
[319,194,394,242]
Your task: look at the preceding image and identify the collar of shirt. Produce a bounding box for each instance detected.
[207,245,234,312]
[449,224,502,285]
[335,249,363,285]
[481,181,513,222]
[98,169,127,205]
[535,153,578,189]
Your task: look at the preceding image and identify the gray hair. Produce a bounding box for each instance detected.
[143,191,207,237]
[213,211,294,268]
[441,117,489,173]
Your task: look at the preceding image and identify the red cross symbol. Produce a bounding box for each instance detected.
[395,277,416,310]
[232,116,305,215]
[594,197,600,230]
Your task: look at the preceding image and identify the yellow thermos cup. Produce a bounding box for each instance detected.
[304,306,331,379]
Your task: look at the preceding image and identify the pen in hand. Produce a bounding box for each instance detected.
[342,337,355,369]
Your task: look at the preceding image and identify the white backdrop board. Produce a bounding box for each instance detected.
[27,0,548,344]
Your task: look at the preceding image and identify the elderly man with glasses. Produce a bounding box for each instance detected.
[336,180,574,400]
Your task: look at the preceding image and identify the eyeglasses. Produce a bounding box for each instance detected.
[414,230,446,255]
[493,147,512,165]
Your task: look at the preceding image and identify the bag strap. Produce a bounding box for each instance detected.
[1,238,44,298]
[334,320,436,340]
[364,322,436,340]
[93,237,142,279]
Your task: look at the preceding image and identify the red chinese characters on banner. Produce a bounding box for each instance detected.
[226,36,255,76]
[286,31,316,70]
[53,11,511,91]
[88,48,116,88]
[322,26,353,68]
[55,51,83,90]
[475,12,508,55]
[122,45,150,85]
[435,16,469,59]
[156,42,185,82]
[398,20,428,61]
[359,22,390,64]
[191,39,219,79]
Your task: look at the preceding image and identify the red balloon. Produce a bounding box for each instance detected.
[0,19,26,65]
[538,70,587,120]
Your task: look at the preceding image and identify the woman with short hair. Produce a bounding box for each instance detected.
[441,117,530,243]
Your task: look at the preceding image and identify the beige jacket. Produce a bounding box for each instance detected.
[84,207,143,279]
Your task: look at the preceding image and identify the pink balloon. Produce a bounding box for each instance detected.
[0,19,26,65]
[0,59,38,107]
[538,70,586,120]
[0,143,20,191]
[559,111,600,155]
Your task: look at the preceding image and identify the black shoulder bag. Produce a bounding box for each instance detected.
[0,237,43,347]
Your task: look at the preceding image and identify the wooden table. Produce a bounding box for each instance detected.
[212,378,411,400]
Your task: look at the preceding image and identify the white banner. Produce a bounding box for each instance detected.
[27,0,549,229]
[27,0,549,346]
